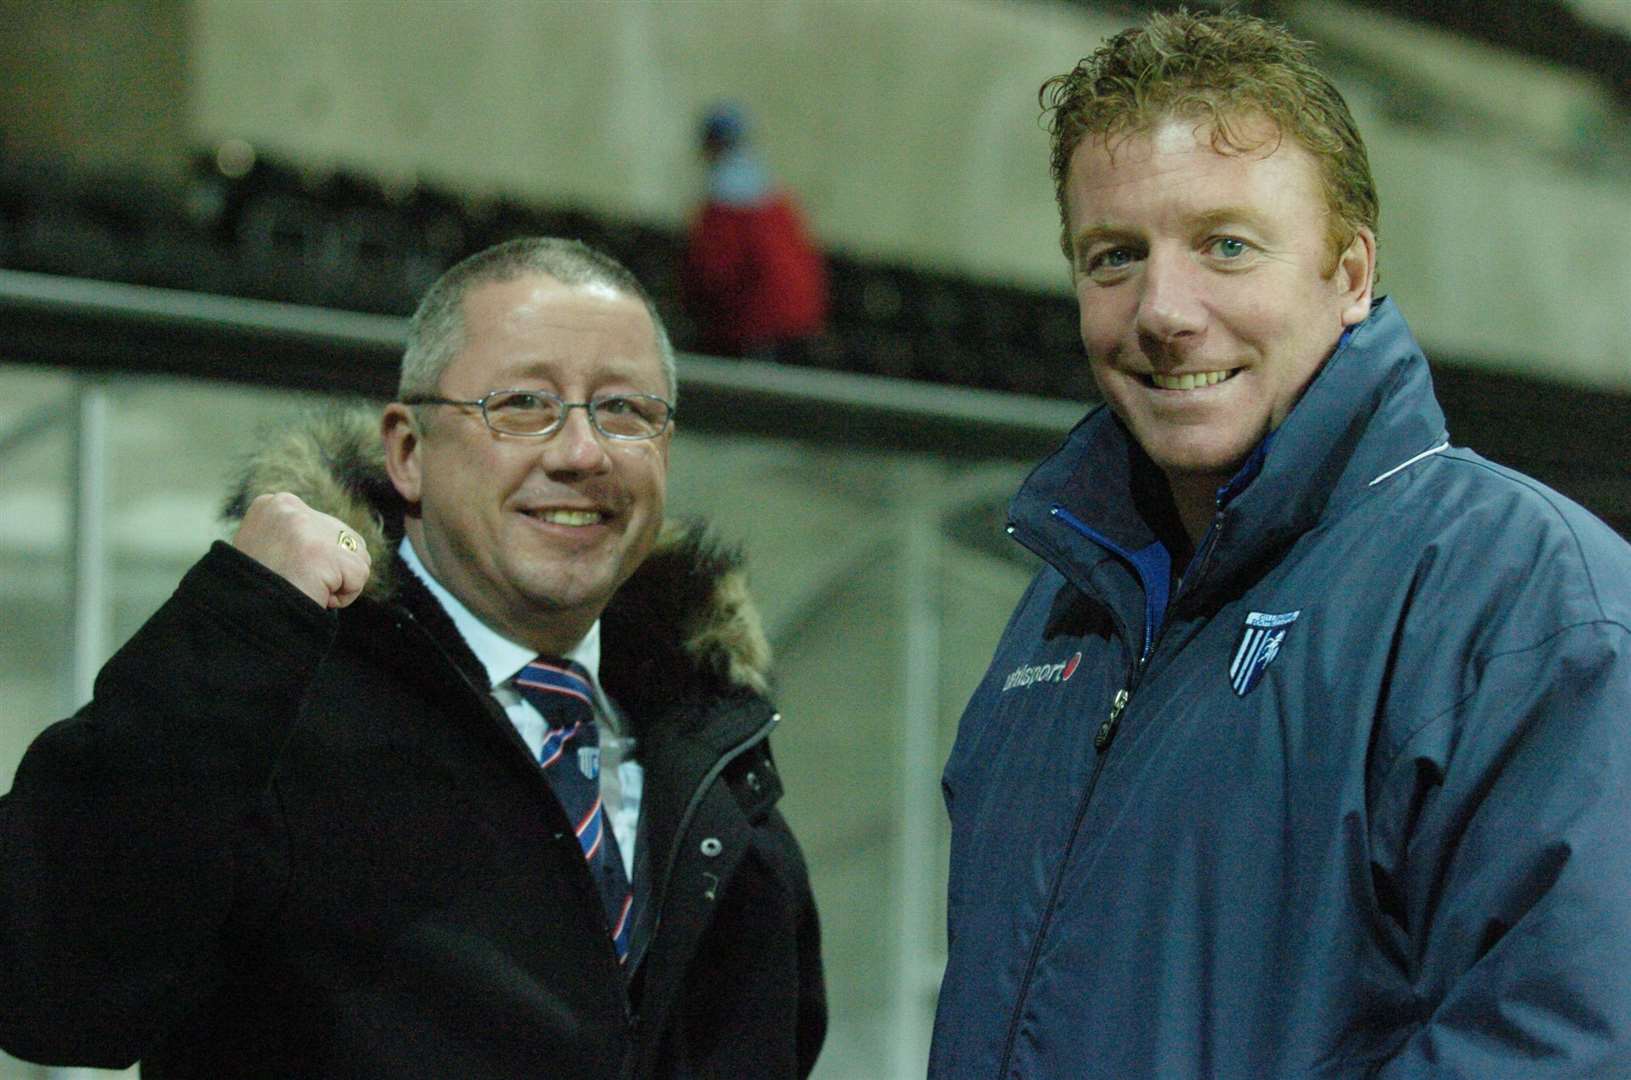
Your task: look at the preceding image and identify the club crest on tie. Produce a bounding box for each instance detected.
[578,746,601,780]
[1229,610,1300,697]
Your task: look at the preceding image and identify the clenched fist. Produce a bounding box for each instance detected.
[232,492,372,609]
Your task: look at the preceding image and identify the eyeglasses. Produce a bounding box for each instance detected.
[403,389,675,441]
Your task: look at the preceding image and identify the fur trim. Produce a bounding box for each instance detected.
[600,521,772,723]
[222,406,400,599]
[219,405,770,698]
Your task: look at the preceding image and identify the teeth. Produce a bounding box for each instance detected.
[1150,369,1235,390]
[535,509,602,526]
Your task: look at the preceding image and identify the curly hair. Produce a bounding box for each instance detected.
[1040,8,1378,273]
[399,236,677,407]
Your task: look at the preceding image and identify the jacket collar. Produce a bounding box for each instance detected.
[1010,297,1449,612]
[220,406,774,740]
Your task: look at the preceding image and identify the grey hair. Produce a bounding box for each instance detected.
[399,236,678,406]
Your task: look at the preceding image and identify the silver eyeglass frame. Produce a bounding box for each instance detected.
[402,389,675,441]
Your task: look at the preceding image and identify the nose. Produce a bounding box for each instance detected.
[1135,249,1206,347]
[539,405,612,475]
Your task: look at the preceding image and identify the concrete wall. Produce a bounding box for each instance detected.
[0,0,190,183]
[186,0,1114,283]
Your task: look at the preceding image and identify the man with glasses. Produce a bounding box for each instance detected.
[0,237,826,1078]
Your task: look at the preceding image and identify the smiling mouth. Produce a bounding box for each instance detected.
[525,508,608,526]
[1145,368,1240,391]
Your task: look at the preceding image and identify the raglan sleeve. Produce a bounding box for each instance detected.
[1372,617,1631,1077]
[0,541,336,1069]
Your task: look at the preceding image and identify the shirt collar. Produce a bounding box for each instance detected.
[398,537,603,694]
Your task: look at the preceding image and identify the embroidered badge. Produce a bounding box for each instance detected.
[1230,610,1300,697]
[578,746,601,780]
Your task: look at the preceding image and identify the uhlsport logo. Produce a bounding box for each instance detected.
[1230,610,1300,697]
[1003,652,1082,692]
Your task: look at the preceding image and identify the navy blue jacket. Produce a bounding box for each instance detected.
[931,299,1631,1078]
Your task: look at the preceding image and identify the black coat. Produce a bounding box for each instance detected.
[0,409,826,1078]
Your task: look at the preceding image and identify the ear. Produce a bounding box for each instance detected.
[380,404,423,506]
[1335,226,1377,327]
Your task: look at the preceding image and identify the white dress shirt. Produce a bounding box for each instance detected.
[400,539,642,879]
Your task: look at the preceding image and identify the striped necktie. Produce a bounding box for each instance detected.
[514,657,635,963]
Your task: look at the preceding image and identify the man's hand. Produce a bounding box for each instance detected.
[232,492,372,609]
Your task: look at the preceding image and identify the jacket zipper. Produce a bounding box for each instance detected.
[992,670,1134,1076]
[994,507,1226,1077]
[638,709,781,966]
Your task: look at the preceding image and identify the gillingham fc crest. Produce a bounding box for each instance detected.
[1230,610,1300,697]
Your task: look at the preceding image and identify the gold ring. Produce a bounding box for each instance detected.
[337,530,359,552]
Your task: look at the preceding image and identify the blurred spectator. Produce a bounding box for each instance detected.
[681,103,828,361]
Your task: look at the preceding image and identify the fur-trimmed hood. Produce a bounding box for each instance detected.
[222,406,772,715]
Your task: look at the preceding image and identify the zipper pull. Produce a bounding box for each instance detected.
[1095,689,1129,751]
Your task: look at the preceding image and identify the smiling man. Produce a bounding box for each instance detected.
[931,11,1631,1079]
[1,238,825,1078]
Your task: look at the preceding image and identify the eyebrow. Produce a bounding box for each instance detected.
[500,359,658,385]
[1072,206,1276,254]
[1070,224,1140,257]
[1186,207,1274,235]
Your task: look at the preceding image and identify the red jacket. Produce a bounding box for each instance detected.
[682,192,828,357]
